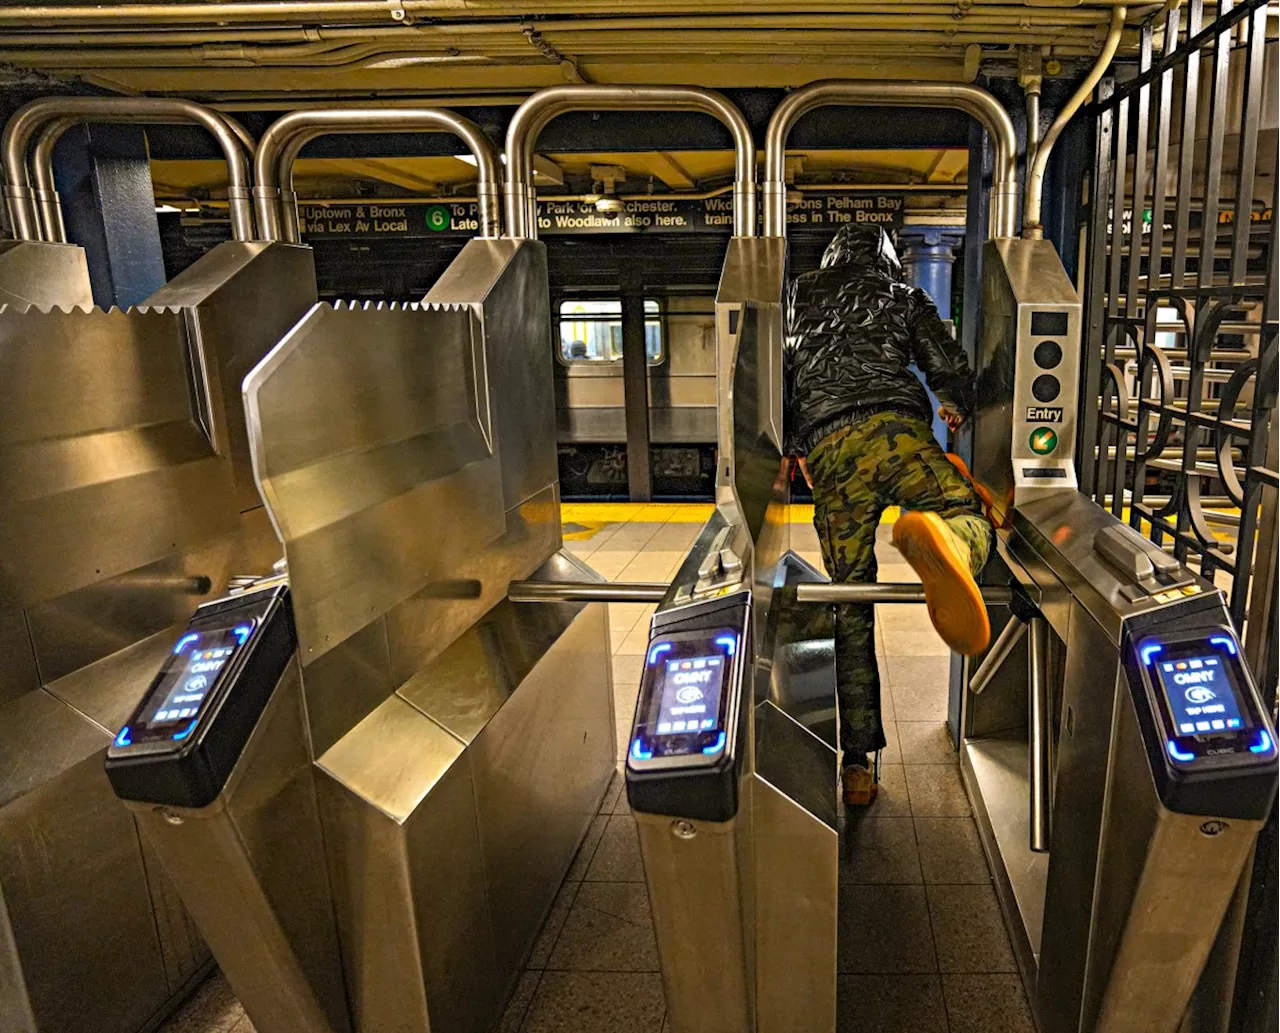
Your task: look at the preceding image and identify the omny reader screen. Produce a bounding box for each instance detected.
[131,624,253,741]
[655,654,726,736]
[1156,653,1250,737]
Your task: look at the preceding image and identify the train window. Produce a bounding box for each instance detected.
[558,299,663,364]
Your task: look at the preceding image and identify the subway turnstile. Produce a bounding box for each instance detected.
[108,220,615,1032]
[958,171,1277,1031]
[961,494,1277,1033]
[625,222,840,1033]
[106,583,348,1033]
[0,97,315,1033]
[627,540,840,1033]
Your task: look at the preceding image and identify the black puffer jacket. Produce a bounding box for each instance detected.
[786,224,975,456]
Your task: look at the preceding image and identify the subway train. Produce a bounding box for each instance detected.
[0,7,1276,1033]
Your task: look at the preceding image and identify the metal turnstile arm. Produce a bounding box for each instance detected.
[508,580,670,603]
[968,615,1029,696]
[794,583,1015,605]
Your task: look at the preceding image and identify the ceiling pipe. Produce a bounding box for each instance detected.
[0,30,1112,70]
[2,96,255,241]
[505,84,756,239]
[763,80,1019,239]
[252,106,500,241]
[0,0,1143,24]
[0,7,1135,43]
[1022,3,1126,238]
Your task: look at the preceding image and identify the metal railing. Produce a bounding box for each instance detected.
[1077,0,1278,689]
[2,96,256,242]
[503,85,756,240]
[251,107,501,243]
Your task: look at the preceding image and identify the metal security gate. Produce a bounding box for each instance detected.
[1077,3,1277,1028]
[1079,0,1277,684]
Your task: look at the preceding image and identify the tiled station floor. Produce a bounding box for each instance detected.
[159,502,1034,1033]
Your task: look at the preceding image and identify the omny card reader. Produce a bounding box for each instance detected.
[626,591,750,822]
[106,583,295,808]
[1128,618,1276,819]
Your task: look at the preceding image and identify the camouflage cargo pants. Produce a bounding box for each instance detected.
[808,411,993,760]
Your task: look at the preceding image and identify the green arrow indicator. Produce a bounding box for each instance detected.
[425,205,451,232]
[1029,427,1058,455]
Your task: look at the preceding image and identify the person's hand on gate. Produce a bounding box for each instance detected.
[938,404,965,432]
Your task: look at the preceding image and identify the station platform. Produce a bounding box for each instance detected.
[157,502,1034,1033]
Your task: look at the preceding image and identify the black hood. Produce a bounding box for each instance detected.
[786,222,975,453]
[819,224,902,279]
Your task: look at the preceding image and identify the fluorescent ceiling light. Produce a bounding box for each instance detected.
[454,153,563,185]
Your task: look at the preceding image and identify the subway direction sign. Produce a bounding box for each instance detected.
[297,192,905,240]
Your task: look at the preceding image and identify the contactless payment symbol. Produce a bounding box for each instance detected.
[676,686,705,705]
[1029,427,1058,455]
[425,205,451,232]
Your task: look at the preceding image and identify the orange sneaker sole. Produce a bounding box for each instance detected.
[892,511,991,656]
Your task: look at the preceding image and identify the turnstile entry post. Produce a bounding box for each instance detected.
[961,495,1278,1033]
[627,591,757,1033]
[627,542,840,1033]
[106,584,350,1033]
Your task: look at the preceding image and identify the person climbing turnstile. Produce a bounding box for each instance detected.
[785,223,995,805]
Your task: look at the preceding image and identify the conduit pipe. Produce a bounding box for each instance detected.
[0,32,1115,70]
[0,0,1144,24]
[1022,3,1126,237]
[0,7,1142,43]
[763,80,1019,239]
[504,84,756,239]
[28,111,255,243]
[2,96,255,241]
[252,106,501,241]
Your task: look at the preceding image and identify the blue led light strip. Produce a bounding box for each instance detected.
[1250,729,1273,755]
[1167,739,1195,763]
[1140,642,1163,666]
[172,719,198,742]
[702,731,727,755]
[647,642,673,666]
[630,738,653,761]
[173,633,199,655]
[714,635,737,657]
[1209,635,1237,656]
[114,726,132,748]
[232,624,253,645]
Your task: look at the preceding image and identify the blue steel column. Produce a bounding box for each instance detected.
[53,124,167,309]
[899,225,965,447]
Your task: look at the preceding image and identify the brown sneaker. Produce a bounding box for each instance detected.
[842,764,879,806]
[892,510,991,656]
